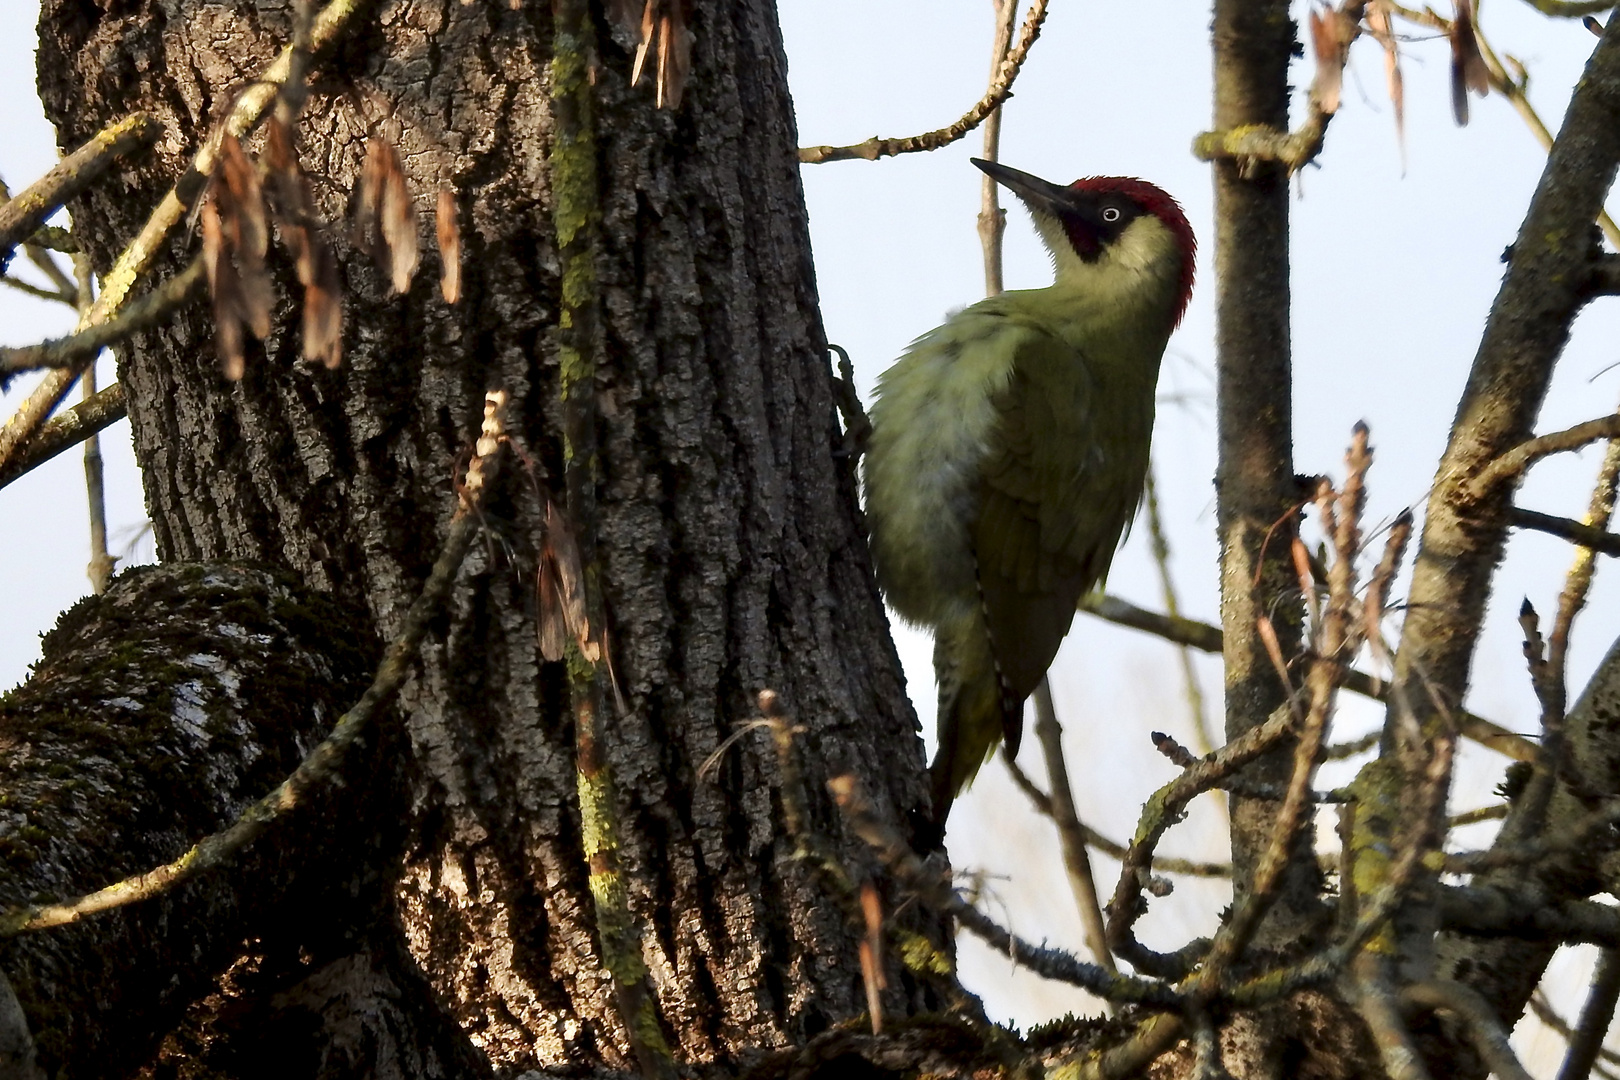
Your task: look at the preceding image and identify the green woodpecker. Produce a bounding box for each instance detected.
[864,159,1195,827]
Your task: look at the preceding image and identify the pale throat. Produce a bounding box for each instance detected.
[1032,214,1184,328]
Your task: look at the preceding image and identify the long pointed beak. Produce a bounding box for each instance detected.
[971,158,1074,217]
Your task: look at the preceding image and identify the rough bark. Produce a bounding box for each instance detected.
[1210,0,1324,957]
[32,0,940,1075]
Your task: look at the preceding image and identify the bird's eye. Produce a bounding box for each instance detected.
[1100,206,1122,223]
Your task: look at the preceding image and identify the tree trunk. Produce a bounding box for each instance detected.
[30,0,944,1074]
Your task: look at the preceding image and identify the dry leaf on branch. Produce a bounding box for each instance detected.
[857,882,886,1035]
[201,134,274,379]
[539,500,595,663]
[1450,0,1490,126]
[436,184,461,305]
[201,198,245,380]
[264,117,343,367]
[354,137,419,295]
[1365,1,1406,161]
[627,0,693,109]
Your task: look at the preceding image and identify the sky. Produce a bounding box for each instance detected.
[2,0,1618,1066]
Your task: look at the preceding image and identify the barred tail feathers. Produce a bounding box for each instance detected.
[928,610,1022,826]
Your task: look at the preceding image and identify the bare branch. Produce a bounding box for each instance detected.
[826,775,1182,1007]
[1533,989,1620,1078]
[975,0,1018,297]
[1449,803,1509,828]
[1002,756,1231,877]
[1514,505,1620,556]
[1356,962,1435,1080]
[0,382,126,493]
[1468,415,1620,499]
[1144,466,1220,758]
[1032,681,1116,975]
[74,252,112,595]
[0,390,509,938]
[0,274,74,306]
[0,113,161,271]
[0,258,204,382]
[1104,704,1295,978]
[797,0,1050,164]
[1401,980,1533,1080]
[1439,882,1620,946]
[1445,801,1620,874]
[1080,593,1537,761]
[0,0,368,481]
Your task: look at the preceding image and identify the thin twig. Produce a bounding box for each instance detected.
[975,0,1018,297]
[1002,756,1231,877]
[74,253,113,594]
[0,114,161,270]
[26,245,75,298]
[1445,800,1620,874]
[1463,12,1620,248]
[1325,730,1382,760]
[797,0,1050,164]
[1469,415,1620,499]
[1104,704,1295,978]
[0,258,205,380]
[1514,505,1620,557]
[1080,593,1537,762]
[0,275,74,306]
[1032,681,1116,975]
[1224,737,1454,1010]
[1448,803,1509,828]
[826,774,1182,1007]
[1533,988,1620,1076]
[552,3,673,1074]
[0,383,126,492]
[1144,466,1220,760]
[0,389,508,937]
[1191,2,1369,176]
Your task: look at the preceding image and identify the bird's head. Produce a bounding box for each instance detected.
[973,158,1196,330]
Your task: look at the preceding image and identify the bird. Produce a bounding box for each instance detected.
[862,158,1195,829]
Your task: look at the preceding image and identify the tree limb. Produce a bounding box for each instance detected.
[1557,947,1620,1080]
[1080,593,1537,761]
[1513,505,1620,556]
[1468,414,1620,498]
[797,0,1049,164]
[0,113,160,273]
[0,257,204,384]
[0,382,126,492]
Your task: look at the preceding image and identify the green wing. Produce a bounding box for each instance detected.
[972,330,1153,753]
